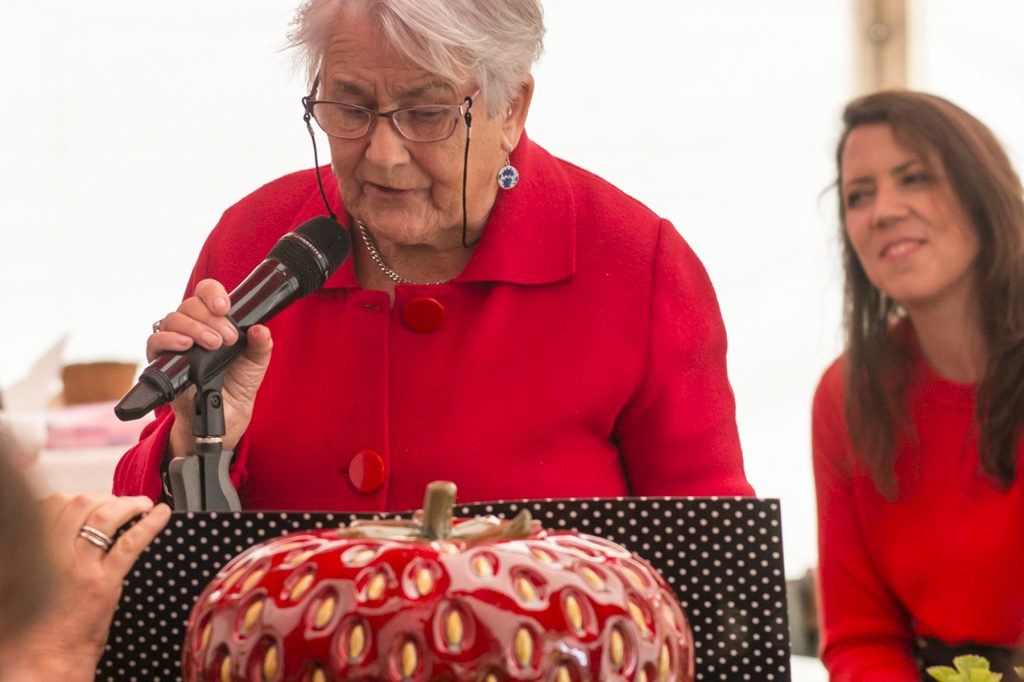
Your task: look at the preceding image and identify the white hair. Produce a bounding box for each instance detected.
[289,0,544,117]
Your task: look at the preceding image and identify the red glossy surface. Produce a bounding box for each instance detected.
[183,521,694,681]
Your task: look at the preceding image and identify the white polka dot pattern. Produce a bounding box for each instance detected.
[96,497,789,681]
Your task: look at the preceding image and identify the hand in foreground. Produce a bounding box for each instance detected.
[6,494,171,681]
[147,278,274,457]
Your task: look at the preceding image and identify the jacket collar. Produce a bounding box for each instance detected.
[319,131,575,290]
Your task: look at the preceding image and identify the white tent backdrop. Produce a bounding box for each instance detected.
[2,1,1022,579]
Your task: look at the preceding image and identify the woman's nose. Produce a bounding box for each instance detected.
[872,184,910,228]
[364,115,411,166]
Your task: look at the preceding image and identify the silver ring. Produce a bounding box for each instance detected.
[152,319,163,334]
[78,525,114,552]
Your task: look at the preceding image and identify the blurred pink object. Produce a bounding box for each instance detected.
[45,401,151,449]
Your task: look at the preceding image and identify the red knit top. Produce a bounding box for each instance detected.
[812,336,1024,680]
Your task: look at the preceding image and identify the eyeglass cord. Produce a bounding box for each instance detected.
[305,111,340,224]
[460,94,474,248]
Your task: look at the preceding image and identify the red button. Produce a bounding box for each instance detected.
[348,450,386,493]
[402,297,445,333]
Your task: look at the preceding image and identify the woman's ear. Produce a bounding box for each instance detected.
[501,75,535,153]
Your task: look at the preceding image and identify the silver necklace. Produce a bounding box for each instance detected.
[356,221,447,285]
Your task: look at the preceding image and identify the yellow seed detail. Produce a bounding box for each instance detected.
[221,567,246,591]
[349,548,376,566]
[609,628,625,669]
[290,573,314,601]
[311,667,326,682]
[555,664,571,682]
[484,675,499,682]
[628,602,649,634]
[581,566,605,591]
[366,573,386,600]
[565,594,583,632]
[516,577,538,603]
[284,550,315,567]
[415,568,434,596]
[348,624,366,661]
[262,645,278,681]
[557,544,591,559]
[199,622,212,651]
[472,555,494,578]
[401,641,418,678]
[514,627,534,667]
[314,594,336,629]
[241,568,266,593]
[659,643,671,680]
[623,567,645,591]
[219,655,232,682]
[532,548,554,565]
[638,669,650,682]
[445,611,464,649]
[242,600,264,633]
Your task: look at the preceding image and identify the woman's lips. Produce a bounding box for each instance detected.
[880,238,925,260]
[365,182,415,198]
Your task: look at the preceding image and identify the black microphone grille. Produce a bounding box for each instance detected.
[268,217,351,296]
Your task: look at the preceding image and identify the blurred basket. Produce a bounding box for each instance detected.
[61,362,137,405]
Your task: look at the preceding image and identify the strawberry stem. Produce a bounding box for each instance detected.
[422,481,457,540]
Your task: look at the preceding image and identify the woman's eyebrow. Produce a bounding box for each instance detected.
[890,159,924,175]
[844,159,924,189]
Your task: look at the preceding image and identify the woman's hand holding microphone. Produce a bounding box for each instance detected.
[147,278,274,459]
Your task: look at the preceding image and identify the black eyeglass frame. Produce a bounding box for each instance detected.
[302,92,477,143]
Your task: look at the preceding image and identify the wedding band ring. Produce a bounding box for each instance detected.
[78,525,114,552]
[152,319,163,334]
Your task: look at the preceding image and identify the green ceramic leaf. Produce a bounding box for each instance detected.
[928,656,1003,682]
[955,655,993,673]
[968,670,1001,682]
[926,665,962,682]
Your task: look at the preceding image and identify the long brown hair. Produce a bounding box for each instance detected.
[835,90,1024,496]
[0,450,52,646]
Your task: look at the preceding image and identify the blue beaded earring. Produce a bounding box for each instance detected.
[497,157,519,190]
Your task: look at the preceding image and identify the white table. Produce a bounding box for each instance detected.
[28,445,124,494]
[791,655,828,680]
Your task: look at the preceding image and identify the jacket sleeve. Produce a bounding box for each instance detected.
[812,362,919,680]
[614,220,753,497]
[111,233,215,499]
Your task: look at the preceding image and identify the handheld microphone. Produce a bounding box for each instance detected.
[115,216,351,421]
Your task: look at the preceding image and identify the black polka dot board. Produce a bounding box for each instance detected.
[97,497,790,681]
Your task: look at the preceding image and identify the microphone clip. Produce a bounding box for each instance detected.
[167,350,241,512]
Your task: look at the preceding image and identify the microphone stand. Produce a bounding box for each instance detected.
[167,350,241,512]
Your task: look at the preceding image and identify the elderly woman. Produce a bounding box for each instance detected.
[813,90,1024,678]
[114,0,752,510]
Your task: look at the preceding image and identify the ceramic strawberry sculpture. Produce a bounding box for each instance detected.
[183,482,694,681]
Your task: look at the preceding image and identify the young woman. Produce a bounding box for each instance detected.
[813,90,1024,679]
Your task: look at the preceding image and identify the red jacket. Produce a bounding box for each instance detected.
[114,135,752,511]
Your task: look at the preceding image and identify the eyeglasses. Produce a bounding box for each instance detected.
[302,90,478,143]
[302,80,479,247]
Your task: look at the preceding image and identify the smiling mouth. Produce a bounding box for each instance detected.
[881,239,925,259]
